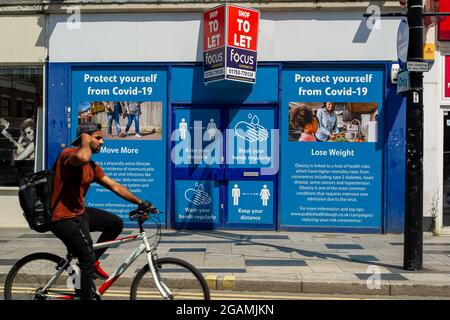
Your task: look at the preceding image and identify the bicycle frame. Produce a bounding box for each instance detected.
[94,232,172,299]
[40,229,173,300]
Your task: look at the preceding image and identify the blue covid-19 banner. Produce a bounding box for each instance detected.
[71,68,167,225]
[280,68,384,231]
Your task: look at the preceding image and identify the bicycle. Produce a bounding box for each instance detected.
[4,207,210,300]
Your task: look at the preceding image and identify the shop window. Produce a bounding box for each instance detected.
[25,101,34,118]
[1,98,9,117]
[0,66,43,186]
[16,99,23,118]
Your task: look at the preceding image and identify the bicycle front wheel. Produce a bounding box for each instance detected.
[4,252,72,300]
[130,257,210,300]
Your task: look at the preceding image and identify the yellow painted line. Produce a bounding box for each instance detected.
[211,292,358,300]
[93,292,376,300]
[1,287,382,300]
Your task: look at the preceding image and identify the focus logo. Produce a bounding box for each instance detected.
[229,49,255,66]
[205,51,224,65]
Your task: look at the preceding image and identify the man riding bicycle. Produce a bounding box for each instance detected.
[50,121,153,300]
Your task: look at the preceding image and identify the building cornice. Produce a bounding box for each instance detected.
[0,1,404,15]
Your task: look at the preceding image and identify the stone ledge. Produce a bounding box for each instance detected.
[0,2,404,14]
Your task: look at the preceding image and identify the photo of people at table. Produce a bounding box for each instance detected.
[77,101,163,140]
[288,102,378,143]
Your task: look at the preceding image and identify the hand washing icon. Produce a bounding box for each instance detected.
[234,114,269,142]
[185,183,212,206]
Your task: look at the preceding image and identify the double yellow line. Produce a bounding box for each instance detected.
[1,286,378,300]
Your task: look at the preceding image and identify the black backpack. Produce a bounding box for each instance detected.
[18,157,62,233]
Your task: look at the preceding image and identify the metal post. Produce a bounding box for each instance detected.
[403,0,424,271]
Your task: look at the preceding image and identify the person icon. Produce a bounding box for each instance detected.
[260,185,270,206]
[179,118,188,140]
[206,118,217,141]
[232,184,240,206]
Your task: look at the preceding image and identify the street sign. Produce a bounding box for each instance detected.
[423,43,435,61]
[397,19,409,68]
[407,61,430,72]
[397,70,410,94]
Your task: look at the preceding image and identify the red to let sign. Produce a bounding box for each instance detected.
[203,4,260,84]
[445,56,450,98]
[439,0,450,41]
[203,5,225,51]
[227,5,259,51]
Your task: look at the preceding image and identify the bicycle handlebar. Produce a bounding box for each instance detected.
[128,207,160,222]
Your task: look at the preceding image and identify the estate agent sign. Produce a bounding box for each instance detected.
[203,4,260,84]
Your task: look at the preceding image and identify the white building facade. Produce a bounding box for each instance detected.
[0,1,424,235]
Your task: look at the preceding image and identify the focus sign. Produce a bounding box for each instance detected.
[203,5,226,83]
[203,4,260,84]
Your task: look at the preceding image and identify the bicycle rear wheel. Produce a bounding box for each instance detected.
[130,257,210,300]
[4,252,73,300]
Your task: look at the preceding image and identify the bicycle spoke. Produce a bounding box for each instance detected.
[4,253,73,300]
[131,258,210,300]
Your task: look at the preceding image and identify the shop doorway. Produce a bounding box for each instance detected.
[444,110,450,226]
[170,105,278,230]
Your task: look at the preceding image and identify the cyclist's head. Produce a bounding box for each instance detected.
[72,122,103,153]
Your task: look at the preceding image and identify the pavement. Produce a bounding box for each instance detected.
[2,227,450,298]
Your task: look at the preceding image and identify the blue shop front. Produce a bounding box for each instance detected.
[46,62,405,234]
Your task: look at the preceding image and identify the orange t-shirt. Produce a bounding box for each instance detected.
[51,148,106,222]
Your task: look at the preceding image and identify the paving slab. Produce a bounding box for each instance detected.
[204,254,245,268]
[206,243,232,254]
[304,260,344,273]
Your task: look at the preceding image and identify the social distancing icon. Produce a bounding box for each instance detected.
[260,185,270,206]
[232,184,240,206]
[179,118,188,140]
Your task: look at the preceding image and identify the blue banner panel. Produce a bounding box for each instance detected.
[71,68,167,225]
[170,65,279,104]
[174,180,220,226]
[280,68,383,230]
[227,108,275,168]
[227,181,274,224]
